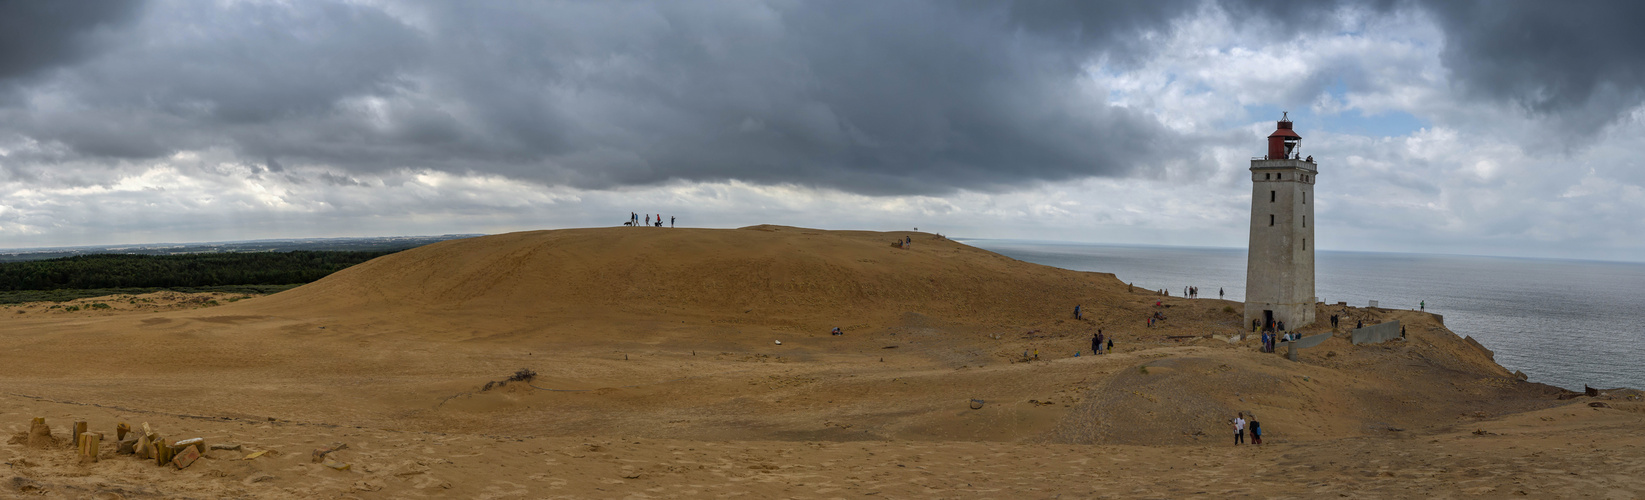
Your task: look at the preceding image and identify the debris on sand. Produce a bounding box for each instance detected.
[969,399,985,410]
[482,368,538,391]
[312,442,349,463]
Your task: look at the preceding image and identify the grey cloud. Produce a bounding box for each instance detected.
[4,0,1636,199]
[1421,1,1645,137]
[1,1,1222,196]
[0,1,143,82]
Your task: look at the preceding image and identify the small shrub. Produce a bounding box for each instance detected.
[1138,365,1150,375]
[1222,306,1235,314]
[482,368,538,392]
[63,305,81,312]
[507,368,537,383]
[89,303,111,309]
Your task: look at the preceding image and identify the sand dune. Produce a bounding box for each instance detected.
[3,226,1638,498]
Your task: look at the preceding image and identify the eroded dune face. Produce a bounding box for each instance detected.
[1,226,1561,449]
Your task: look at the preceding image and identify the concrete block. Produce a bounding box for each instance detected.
[116,422,129,441]
[135,435,153,459]
[172,445,202,469]
[154,440,173,466]
[72,421,87,447]
[173,438,206,455]
[117,434,140,454]
[79,432,100,463]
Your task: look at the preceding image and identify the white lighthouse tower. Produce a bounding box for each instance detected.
[1245,113,1316,331]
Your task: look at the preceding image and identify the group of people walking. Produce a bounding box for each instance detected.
[629,212,675,228]
[1090,330,1112,355]
[1233,413,1262,445]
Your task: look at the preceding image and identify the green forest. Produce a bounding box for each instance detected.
[0,251,394,303]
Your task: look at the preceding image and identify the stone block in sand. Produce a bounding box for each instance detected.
[173,437,207,455]
[78,432,101,463]
[172,445,202,469]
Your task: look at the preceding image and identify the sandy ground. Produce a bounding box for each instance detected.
[3,226,1640,498]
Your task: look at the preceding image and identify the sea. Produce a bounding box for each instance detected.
[962,240,1645,392]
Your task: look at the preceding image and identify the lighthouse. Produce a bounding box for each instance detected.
[1245,112,1316,331]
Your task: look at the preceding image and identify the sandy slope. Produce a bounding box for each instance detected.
[2,226,1638,498]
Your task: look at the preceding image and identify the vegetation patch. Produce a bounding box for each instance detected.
[0,250,395,304]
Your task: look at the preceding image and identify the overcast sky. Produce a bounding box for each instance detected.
[2,1,1643,262]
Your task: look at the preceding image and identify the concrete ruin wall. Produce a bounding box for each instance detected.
[1351,320,1402,345]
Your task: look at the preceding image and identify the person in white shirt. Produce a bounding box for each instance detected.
[1233,415,1247,445]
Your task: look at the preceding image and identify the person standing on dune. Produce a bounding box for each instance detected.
[671,216,675,228]
[1074,304,1081,320]
[1233,415,1246,445]
[1092,331,1102,355]
[1250,418,1263,445]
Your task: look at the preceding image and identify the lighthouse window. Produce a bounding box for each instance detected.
[1270,214,1275,226]
[1270,191,1276,203]
[1265,173,1271,180]
[1303,192,1306,204]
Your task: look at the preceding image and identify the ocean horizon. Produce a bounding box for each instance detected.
[961,239,1645,392]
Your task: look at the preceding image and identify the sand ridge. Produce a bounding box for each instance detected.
[2,225,1635,498]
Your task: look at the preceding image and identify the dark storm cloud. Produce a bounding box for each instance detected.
[3,0,1639,197]
[1421,0,1645,136]
[0,1,143,82]
[2,1,1220,195]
